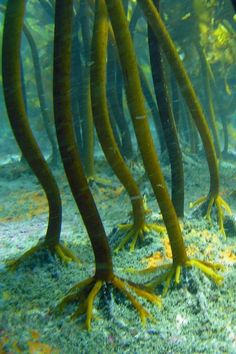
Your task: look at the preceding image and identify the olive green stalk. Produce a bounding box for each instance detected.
[53,0,113,279]
[79,0,94,177]
[53,1,161,329]
[2,0,61,248]
[105,0,187,265]
[137,0,219,197]
[90,0,147,242]
[105,0,223,292]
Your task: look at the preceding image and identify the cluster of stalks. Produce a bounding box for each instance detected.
[1,0,232,330]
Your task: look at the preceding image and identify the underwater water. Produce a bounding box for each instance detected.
[0,0,236,353]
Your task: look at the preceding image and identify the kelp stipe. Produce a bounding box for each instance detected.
[138,0,232,237]
[90,0,165,252]
[2,0,78,267]
[53,0,161,330]
[106,0,223,291]
[148,0,184,218]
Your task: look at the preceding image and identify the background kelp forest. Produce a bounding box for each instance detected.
[1,0,236,353]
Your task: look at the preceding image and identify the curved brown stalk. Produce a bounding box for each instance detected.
[2,0,77,267]
[138,0,231,236]
[105,0,223,290]
[53,0,161,329]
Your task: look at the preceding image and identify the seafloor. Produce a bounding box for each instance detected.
[0,148,236,354]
